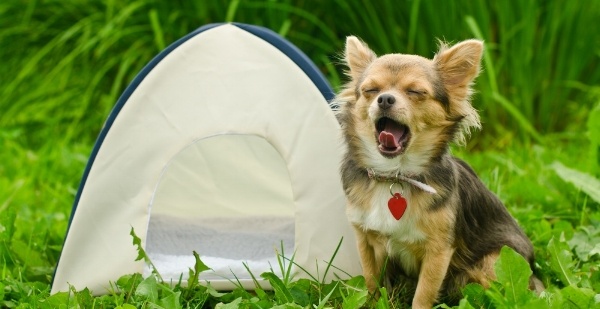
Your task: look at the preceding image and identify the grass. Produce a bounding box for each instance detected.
[1,0,599,307]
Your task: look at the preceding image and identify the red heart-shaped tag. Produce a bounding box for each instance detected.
[388,193,407,220]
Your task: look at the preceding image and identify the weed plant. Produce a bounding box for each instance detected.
[1,0,599,307]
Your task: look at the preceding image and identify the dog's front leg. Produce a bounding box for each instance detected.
[353,225,387,292]
[412,244,454,309]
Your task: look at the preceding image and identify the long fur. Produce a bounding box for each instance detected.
[335,37,541,308]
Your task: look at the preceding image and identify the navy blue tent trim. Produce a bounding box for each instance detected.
[53,23,335,283]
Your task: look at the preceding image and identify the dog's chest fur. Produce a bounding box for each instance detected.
[347,183,428,275]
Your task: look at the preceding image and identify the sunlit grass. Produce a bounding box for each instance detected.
[1,0,599,307]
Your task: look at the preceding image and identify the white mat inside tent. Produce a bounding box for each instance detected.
[146,216,294,281]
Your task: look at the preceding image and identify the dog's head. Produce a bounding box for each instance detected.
[337,36,483,173]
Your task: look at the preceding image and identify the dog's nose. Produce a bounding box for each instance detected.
[377,94,396,109]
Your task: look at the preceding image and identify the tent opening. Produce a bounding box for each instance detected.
[146,134,295,281]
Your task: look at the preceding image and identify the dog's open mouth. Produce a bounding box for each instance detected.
[375,117,411,157]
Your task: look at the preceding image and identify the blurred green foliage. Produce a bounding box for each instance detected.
[1,0,599,307]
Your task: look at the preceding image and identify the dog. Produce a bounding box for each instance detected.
[335,36,541,308]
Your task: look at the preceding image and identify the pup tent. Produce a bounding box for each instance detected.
[51,23,361,294]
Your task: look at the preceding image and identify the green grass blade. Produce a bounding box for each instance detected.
[260,272,294,304]
[320,237,344,285]
[225,0,239,22]
[465,15,498,94]
[407,0,421,53]
[492,93,544,144]
[315,281,338,309]
[551,161,600,203]
[148,9,165,51]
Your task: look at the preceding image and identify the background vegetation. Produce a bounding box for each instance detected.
[1,0,599,307]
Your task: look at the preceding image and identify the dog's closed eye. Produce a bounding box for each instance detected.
[363,88,380,95]
[406,89,426,96]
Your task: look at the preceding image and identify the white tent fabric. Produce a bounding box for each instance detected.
[51,23,361,294]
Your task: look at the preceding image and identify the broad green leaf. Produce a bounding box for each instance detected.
[457,298,476,309]
[215,297,242,309]
[116,273,143,293]
[157,290,181,309]
[43,291,71,308]
[251,297,274,309]
[551,161,600,204]
[289,279,315,305]
[559,285,596,309]
[116,305,138,309]
[461,283,487,308]
[547,236,580,286]
[590,244,600,257]
[341,276,368,309]
[344,275,366,290]
[494,246,532,305]
[261,272,294,304]
[521,297,550,309]
[10,239,48,268]
[552,220,575,240]
[74,288,95,308]
[289,285,310,306]
[206,283,227,298]
[320,280,341,303]
[486,282,510,308]
[135,275,159,303]
[342,289,368,309]
[568,226,600,262]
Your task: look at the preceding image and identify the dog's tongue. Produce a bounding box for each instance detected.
[378,122,405,149]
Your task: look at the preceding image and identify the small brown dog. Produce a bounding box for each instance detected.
[335,36,540,308]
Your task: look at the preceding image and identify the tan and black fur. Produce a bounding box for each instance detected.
[335,37,541,308]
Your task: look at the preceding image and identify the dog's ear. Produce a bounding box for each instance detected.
[434,39,483,95]
[344,36,377,81]
[434,39,483,143]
